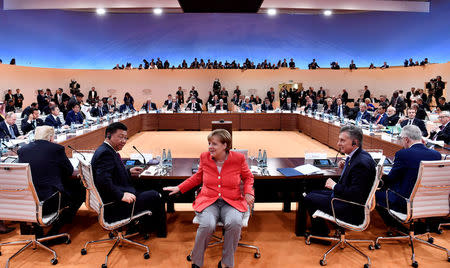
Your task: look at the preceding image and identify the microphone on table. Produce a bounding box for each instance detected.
[68,145,86,160]
[334,151,345,166]
[132,145,147,164]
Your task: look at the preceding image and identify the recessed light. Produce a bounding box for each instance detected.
[323,10,332,16]
[96,8,106,15]
[153,8,163,15]
[267,9,277,16]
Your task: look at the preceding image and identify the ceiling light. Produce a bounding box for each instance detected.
[323,10,332,16]
[267,9,277,16]
[96,8,106,15]
[153,8,163,15]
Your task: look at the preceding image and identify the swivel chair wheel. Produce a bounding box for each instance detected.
[108,232,115,239]
[143,233,150,240]
[144,252,150,259]
[364,264,370,268]
[427,237,434,244]
[437,229,443,235]
[50,258,58,265]
[412,261,418,268]
[254,252,261,259]
[374,243,381,249]
[368,244,375,250]
[65,238,71,244]
[101,264,107,268]
[81,248,87,255]
[447,257,450,262]
[187,255,192,261]
[0,251,2,256]
[320,259,327,266]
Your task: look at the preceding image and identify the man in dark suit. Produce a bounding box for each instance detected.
[106,98,118,114]
[21,108,44,134]
[4,89,14,102]
[214,99,228,112]
[59,99,70,120]
[390,91,406,116]
[384,107,400,126]
[267,87,276,103]
[186,97,202,111]
[141,98,158,112]
[303,125,376,239]
[281,97,297,111]
[18,126,85,237]
[21,103,38,118]
[166,97,179,112]
[354,103,371,123]
[163,94,174,107]
[304,97,317,113]
[87,87,98,104]
[437,97,450,111]
[65,104,84,126]
[371,105,388,126]
[430,111,450,144]
[37,89,49,112]
[261,97,274,111]
[376,125,441,231]
[53,88,69,107]
[90,100,107,117]
[332,98,349,118]
[13,88,24,109]
[279,87,289,107]
[91,122,165,236]
[44,106,63,128]
[363,86,371,100]
[0,112,22,139]
[399,108,428,137]
[119,100,135,113]
[405,88,416,108]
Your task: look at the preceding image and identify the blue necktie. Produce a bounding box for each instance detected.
[9,125,16,139]
[339,156,350,183]
[338,106,341,117]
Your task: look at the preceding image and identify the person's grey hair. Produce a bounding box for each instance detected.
[108,98,113,102]
[359,103,367,108]
[387,106,396,113]
[340,125,363,147]
[34,126,55,141]
[5,111,15,119]
[245,96,250,100]
[400,125,422,141]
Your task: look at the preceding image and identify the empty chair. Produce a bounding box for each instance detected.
[305,155,385,268]
[77,158,151,268]
[375,160,450,267]
[0,163,70,267]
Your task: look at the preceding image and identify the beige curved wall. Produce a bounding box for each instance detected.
[0,63,448,108]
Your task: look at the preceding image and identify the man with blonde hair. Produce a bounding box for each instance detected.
[18,126,85,241]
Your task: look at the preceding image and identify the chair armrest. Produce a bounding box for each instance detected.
[40,191,62,215]
[103,200,137,226]
[385,188,410,222]
[331,197,369,229]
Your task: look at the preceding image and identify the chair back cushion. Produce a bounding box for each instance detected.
[78,158,103,214]
[410,160,450,219]
[0,163,39,223]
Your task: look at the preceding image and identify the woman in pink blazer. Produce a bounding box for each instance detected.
[164,129,254,268]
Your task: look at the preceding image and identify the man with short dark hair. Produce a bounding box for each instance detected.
[91,122,165,236]
[13,88,24,109]
[65,103,84,126]
[21,108,44,134]
[90,100,107,117]
[68,92,84,110]
[44,106,63,128]
[281,97,297,111]
[261,97,274,111]
[302,125,376,239]
[399,108,428,137]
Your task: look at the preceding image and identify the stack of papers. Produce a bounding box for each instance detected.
[294,164,323,175]
[140,166,159,176]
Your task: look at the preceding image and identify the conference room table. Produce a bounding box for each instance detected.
[52,112,447,236]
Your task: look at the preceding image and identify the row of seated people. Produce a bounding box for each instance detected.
[1,123,448,268]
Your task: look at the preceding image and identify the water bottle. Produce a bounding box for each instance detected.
[84,120,89,129]
[97,117,100,124]
[369,123,373,133]
[262,150,268,167]
[257,149,262,167]
[70,123,74,131]
[167,149,173,167]
[162,149,167,165]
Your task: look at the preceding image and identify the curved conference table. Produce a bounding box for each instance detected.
[58,112,447,236]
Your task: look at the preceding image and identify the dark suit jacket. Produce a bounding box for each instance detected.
[141,102,158,112]
[305,103,317,113]
[21,106,33,118]
[0,121,20,139]
[21,118,44,134]
[372,113,388,125]
[332,105,349,117]
[187,102,202,111]
[432,123,450,144]
[37,94,48,111]
[376,144,441,212]
[65,110,84,126]
[214,104,228,112]
[261,103,274,111]
[400,118,428,137]
[90,106,107,117]
[88,90,97,100]
[53,93,69,106]
[18,140,73,201]
[281,102,297,111]
[119,104,136,113]
[355,110,371,123]
[384,115,399,126]
[44,115,63,128]
[91,143,135,203]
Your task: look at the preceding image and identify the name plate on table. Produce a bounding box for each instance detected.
[184,110,194,113]
[102,121,109,127]
[266,110,275,114]
[164,110,173,114]
[293,111,301,114]
[246,110,255,113]
[381,133,392,142]
[76,129,84,136]
[281,110,291,113]
[307,114,313,118]
[323,118,329,123]
[148,110,157,114]
[113,118,118,123]
[314,115,320,120]
[56,134,67,142]
[216,110,227,113]
[333,122,340,126]
[362,129,370,135]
